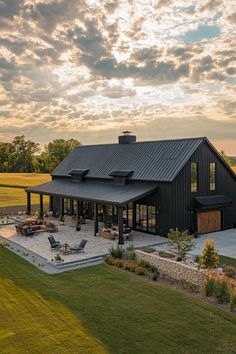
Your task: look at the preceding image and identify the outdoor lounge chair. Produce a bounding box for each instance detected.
[71,239,88,253]
[48,235,61,250]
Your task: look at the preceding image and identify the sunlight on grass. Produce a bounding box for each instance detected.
[0,278,109,354]
[0,173,50,188]
[1,249,236,354]
[0,187,49,207]
[0,174,50,207]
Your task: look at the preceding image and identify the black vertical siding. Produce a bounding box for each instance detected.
[137,140,236,237]
[158,141,236,236]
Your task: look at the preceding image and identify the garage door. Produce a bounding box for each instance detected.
[197,210,221,234]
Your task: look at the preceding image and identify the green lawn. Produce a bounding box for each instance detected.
[219,255,236,267]
[1,250,236,354]
[0,173,50,207]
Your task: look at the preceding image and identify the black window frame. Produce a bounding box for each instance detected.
[209,162,216,191]
[191,162,198,193]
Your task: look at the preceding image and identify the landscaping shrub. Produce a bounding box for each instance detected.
[122,262,136,272]
[114,259,124,268]
[205,272,235,304]
[128,250,136,261]
[223,265,236,279]
[151,266,157,273]
[134,266,146,276]
[200,239,219,269]
[168,228,196,261]
[109,245,124,259]
[230,289,236,311]
[152,271,159,281]
[205,272,216,297]
[142,246,155,253]
[105,256,115,265]
[138,259,151,269]
[213,276,231,304]
[0,242,9,249]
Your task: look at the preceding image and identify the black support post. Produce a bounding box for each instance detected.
[118,206,124,245]
[70,199,74,215]
[94,203,99,236]
[26,192,31,215]
[76,200,80,221]
[49,196,54,212]
[103,204,108,227]
[60,197,64,217]
[39,194,44,219]
[132,203,136,230]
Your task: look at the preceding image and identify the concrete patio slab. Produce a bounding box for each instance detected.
[153,229,236,259]
[191,229,236,259]
[0,216,165,268]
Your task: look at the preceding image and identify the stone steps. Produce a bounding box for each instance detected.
[55,255,105,270]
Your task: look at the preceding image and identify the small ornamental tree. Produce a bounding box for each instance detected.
[168,228,196,261]
[200,239,219,269]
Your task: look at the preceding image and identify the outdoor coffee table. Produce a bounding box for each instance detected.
[60,243,73,255]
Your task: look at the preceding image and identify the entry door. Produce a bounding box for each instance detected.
[197,210,221,234]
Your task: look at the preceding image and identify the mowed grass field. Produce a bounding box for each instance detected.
[1,249,236,354]
[0,173,50,207]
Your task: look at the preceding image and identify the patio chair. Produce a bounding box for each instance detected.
[71,239,88,253]
[48,235,61,250]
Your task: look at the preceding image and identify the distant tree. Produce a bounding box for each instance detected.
[8,136,40,172]
[221,150,231,166]
[0,142,11,172]
[42,139,81,172]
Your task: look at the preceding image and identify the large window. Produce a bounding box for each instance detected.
[136,204,156,233]
[210,162,216,191]
[191,162,198,192]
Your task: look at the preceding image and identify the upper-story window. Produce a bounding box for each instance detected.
[210,162,216,191]
[191,162,198,192]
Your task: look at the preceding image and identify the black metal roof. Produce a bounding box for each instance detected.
[27,180,158,205]
[52,137,204,182]
[195,195,232,208]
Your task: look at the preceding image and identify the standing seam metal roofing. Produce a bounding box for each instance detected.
[27,180,158,205]
[52,137,204,182]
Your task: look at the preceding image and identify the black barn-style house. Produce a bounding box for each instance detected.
[27,132,236,244]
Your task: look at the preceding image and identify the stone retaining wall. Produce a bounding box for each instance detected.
[136,250,207,288]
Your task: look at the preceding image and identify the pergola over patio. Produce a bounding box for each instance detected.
[26,179,157,244]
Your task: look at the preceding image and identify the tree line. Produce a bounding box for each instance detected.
[0,136,81,173]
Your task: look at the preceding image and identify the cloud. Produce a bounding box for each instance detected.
[0,0,235,152]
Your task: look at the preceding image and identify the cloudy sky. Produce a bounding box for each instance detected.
[0,0,236,153]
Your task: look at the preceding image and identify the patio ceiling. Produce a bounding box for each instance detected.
[26,179,158,206]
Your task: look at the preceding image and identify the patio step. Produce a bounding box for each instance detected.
[54,255,105,270]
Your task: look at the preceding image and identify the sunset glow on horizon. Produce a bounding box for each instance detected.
[0,0,235,153]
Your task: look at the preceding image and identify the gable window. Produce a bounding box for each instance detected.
[191,162,198,192]
[210,162,216,191]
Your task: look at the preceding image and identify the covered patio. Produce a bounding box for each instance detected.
[26,179,158,245]
[0,216,164,265]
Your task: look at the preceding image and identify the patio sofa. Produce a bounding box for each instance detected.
[100,227,132,241]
